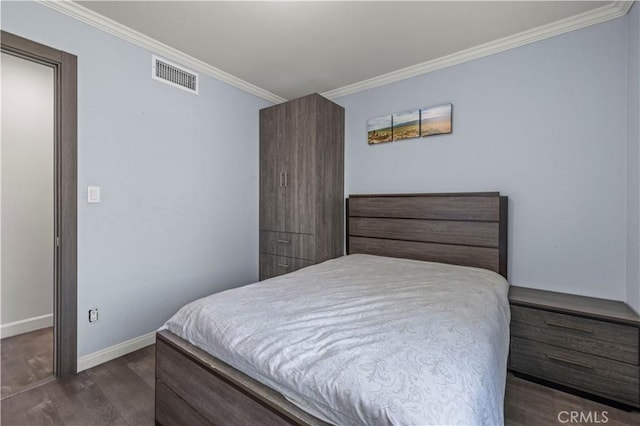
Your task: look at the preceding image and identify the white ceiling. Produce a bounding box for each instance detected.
[75,1,615,100]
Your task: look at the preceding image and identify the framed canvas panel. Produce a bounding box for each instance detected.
[420,103,452,137]
[392,109,420,141]
[367,115,393,144]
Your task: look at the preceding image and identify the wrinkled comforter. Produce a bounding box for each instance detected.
[163,254,510,425]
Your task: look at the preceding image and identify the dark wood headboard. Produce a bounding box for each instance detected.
[346,192,508,278]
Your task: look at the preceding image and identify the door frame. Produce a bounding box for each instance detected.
[1,31,78,378]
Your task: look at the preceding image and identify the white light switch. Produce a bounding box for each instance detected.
[88,186,100,203]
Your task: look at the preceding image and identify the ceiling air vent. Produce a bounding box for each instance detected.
[152,55,198,94]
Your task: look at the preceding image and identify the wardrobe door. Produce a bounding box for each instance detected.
[314,97,345,262]
[259,104,286,232]
[284,96,315,234]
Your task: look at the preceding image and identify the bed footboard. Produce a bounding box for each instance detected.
[155,330,327,426]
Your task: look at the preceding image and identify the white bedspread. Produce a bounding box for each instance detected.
[163,254,510,426]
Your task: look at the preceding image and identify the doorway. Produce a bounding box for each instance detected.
[0,31,77,390]
[1,50,56,396]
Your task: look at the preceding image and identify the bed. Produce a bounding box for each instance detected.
[155,192,509,426]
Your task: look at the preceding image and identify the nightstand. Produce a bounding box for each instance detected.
[509,286,640,408]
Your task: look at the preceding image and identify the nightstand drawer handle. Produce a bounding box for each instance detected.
[277,239,290,244]
[277,263,289,268]
[545,320,593,334]
[545,353,593,369]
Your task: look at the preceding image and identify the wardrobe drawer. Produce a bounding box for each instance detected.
[510,337,639,405]
[511,305,639,365]
[260,231,314,260]
[259,254,313,279]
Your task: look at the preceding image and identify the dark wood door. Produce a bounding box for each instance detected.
[259,104,286,232]
[284,96,315,234]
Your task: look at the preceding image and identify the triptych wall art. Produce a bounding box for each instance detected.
[367,103,452,145]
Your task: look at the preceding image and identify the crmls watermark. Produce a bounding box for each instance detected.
[557,411,609,424]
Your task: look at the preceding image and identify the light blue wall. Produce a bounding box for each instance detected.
[1,1,271,357]
[3,1,638,358]
[628,2,640,313]
[336,16,631,302]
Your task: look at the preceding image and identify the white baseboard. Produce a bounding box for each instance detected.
[0,313,53,339]
[77,331,156,372]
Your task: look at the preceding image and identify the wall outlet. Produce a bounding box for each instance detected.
[89,308,98,323]
[88,186,100,203]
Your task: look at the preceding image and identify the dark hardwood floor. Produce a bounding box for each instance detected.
[1,342,638,425]
[1,327,54,399]
[505,373,639,425]
[1,345,154,426]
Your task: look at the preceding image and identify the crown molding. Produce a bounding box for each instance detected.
[37,0,286,104]
[321,1,635,100]
[37,1,634,103]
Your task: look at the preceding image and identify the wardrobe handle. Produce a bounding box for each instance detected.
[277,263,290,269]
[279,172,284,187]
[545,353,593,369]
[277,239,290,244]
[284,171,288,187]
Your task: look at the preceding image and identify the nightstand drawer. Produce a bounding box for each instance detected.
[511,305,639,364]
[259,254,312,279]
[511,337,640,405]
[260,231,314,260]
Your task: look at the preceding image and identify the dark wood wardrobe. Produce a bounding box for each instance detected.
[259,93,345,280]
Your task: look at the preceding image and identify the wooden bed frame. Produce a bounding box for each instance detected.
[156,192,508,425]
[347,192,508,277]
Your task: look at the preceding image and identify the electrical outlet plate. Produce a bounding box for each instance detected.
[88,186,100,203]
[89,308,98,323]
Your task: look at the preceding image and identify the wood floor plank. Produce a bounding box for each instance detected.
[1,356,32,395]
[2,327,53,359]
[28,352,54,380]
[23,398,64,426]
[1,327,53,398]
[0,385,63,426]
[44,372,95,404]
[505,374,640,425]
[504,375,557,425]
[123,410,155,426]
[1,337,17,361]
[46,373,127,426]
[123,345,155,390]
[86,356,155,425]
[1,353,53,398]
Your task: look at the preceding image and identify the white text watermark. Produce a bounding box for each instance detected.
[557,411,609,424]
